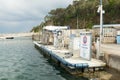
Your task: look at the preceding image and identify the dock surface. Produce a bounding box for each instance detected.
[46,45,105,68]
[34,41,106,74]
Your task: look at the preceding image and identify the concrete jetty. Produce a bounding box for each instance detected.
[0,32,33,38]
[34,41,106,74]
[102,44,120,71]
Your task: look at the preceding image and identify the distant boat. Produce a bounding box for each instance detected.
[6,37,14,39]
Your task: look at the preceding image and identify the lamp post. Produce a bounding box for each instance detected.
[97,0,105,59]
[100,0,103,47]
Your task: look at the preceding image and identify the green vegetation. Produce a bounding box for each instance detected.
[31,0,120,32]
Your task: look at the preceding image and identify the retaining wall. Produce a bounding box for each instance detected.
[104,53,120,71]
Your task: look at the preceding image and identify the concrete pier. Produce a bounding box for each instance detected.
[102,44,120,71]
[0,32,33,38]
[34,41,106,74]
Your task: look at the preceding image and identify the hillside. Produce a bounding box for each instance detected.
[31,0,120,32]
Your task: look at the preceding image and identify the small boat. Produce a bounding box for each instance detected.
[6,37,14,39]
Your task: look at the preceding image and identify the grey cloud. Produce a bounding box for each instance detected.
[0,0,73,33]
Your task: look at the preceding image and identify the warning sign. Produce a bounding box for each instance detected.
[80,32,92,60]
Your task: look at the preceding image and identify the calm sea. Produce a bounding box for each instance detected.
[0,37,89,80]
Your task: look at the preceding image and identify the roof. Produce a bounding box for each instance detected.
[93,24,120,29]
[43,26,69,31]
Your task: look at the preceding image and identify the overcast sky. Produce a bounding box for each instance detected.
[0,0,73,33]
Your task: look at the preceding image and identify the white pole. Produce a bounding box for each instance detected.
[96,38,100,59]
[99,0,103,59]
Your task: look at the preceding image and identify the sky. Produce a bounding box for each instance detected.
[0,0,73,33]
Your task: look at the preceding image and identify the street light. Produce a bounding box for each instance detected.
[97,0,105,59]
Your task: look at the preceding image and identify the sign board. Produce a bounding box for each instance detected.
[80,32,92,60]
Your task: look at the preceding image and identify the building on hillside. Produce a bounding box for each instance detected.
[93,24,120,43]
